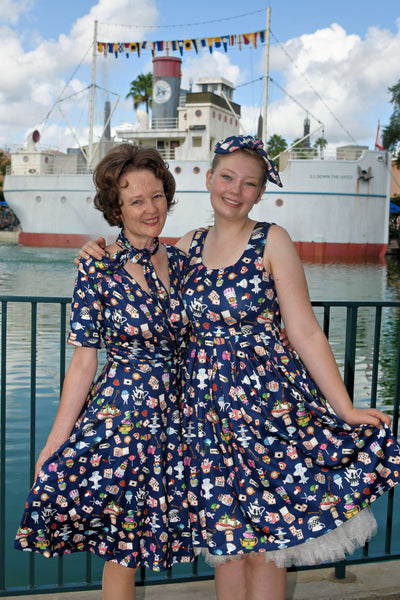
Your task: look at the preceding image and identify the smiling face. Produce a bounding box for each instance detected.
[206,151,266,221]
[118,168,168,248]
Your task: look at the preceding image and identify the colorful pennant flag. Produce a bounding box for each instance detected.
[97,29,266,58]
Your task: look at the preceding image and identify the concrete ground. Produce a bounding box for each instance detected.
[1,560,400,600]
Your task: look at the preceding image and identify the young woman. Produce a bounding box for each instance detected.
[15,144,193,600]
[78,136,400,600]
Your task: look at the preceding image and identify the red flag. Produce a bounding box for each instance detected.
[375,120,384,151]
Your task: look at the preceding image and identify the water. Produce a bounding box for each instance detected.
[1,245,400,588]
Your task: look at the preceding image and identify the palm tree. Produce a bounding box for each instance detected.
[126,73,152,114]
[314,137,328,158]
[267,134,287,170]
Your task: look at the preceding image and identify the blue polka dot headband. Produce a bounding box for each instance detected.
[214,135,283,188]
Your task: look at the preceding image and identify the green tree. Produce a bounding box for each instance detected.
[267,134,287,169]
[314,137,328,158]
[126,73,152,114]
[383,81,400,167]
[291,137,310,159]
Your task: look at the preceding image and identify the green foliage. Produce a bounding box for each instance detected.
[313,137,328,158]
[266,134,287,169]
[126,73,153,114]
[382,80,400,167]
[0,154,10,178]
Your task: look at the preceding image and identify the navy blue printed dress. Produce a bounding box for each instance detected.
[180,223,400,567]
[15,242,193,570]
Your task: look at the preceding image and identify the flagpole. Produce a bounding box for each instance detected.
[88,20,98,170]
[262,6,271,147]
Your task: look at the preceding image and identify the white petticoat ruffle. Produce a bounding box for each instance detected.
[194,507,377,569]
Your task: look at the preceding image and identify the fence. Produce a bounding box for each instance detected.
[1,296,400,595]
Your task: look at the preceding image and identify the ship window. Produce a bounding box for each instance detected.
[192,137,202,147]
[275,198,283,207]
[195,109,202,117]
[86,197,92,204]
[35,196,42,203]
[193,167,200,174]
[174,166,182,174]
[23,156,29,162]
[61,196,67,204]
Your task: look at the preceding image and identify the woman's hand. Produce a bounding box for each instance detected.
[34,442,63,481]
[339,406,392,429]
[74,237,107,265]
[279,328,292,350]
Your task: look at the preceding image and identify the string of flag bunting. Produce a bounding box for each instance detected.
[97,29,266,58]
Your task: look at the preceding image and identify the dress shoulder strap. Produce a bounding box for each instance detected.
[187,227,210,257]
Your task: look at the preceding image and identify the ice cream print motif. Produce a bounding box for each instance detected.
[180,222,400,567]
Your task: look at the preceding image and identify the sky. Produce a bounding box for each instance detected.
[1,0,400,154]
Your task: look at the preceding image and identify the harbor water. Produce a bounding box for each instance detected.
[1,244,400,589]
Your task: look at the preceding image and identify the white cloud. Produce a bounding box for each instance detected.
[266,22,400,148]
[0,0,34,25]
[181,51,242,90]
[0,0,159,149]
[1,4,400,153]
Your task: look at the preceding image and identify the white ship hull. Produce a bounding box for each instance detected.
[4,150,391,260]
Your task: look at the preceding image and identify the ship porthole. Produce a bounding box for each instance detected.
[61,196,67,204]
[174,166,181,174]
[35,195,42,203]
[195,109,202,117]
[193,166,200,174]
[275,198,283,207]
[86,196,92,203]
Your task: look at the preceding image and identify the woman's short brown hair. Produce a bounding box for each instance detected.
[93,143,176,227]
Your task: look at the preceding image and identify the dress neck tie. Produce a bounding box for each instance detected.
[114,229,168,308]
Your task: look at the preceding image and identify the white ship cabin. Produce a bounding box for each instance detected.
[8,136,87,176]
[116,76,241,162]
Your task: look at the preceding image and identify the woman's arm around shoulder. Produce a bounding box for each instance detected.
[175,229,197,254]
[74,236,109,265]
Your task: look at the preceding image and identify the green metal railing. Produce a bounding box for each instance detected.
[1,296,400,595]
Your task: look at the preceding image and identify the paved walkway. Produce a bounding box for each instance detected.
[2,560,400,599]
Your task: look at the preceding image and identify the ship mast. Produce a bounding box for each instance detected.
[88,20,98,170]
[262,6,271,147]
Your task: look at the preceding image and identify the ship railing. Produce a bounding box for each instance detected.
[282,147,373,161]
[151,117,179,130]
[0,296,399,596]
[6,164,92,176]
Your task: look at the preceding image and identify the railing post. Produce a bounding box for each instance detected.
[0,302,7,591]
[334,305,358,580]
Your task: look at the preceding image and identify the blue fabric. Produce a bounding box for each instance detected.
[15,245,193,570]
[180,222,400,559]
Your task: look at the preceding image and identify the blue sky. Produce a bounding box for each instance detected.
[1,0,400,152]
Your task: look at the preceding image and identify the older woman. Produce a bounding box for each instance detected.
[14,144,193,600]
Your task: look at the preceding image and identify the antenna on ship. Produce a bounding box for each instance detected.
[88,20,98,170]
[262,6,271,147]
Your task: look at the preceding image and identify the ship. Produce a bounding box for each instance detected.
[3,23,391,260]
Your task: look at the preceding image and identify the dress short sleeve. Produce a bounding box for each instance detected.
[67,259,103,348]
